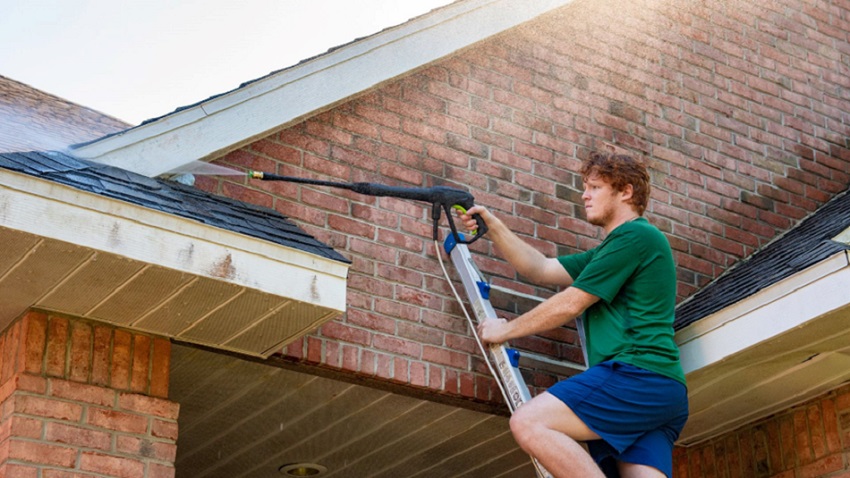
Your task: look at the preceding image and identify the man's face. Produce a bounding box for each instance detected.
[581,174,621,227]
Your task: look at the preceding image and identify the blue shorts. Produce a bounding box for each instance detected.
[547,361,689,478]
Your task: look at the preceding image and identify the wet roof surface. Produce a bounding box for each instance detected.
[0,150,350,264]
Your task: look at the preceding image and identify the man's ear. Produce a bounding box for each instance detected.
[620,184,635,202]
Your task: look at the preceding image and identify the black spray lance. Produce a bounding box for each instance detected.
[248,171,487,244]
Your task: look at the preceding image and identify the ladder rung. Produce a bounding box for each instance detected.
[518,351,586,377]
[489,284,546,303]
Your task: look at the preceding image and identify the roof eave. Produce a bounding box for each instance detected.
[0,168,349,358]
[675,251,850,445]
[70,0,576,177]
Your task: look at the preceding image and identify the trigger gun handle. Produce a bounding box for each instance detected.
[445,204,487,245]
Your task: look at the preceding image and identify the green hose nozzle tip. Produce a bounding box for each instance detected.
[248,170,263,179]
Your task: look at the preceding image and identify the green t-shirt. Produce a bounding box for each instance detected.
[558,217,686,385]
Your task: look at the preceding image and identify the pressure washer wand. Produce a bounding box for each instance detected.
[249,171,487,244]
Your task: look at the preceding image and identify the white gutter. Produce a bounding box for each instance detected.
[676,251,850,374]
[71,0,575,177]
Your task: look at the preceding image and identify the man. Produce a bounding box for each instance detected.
[459,152,688,478]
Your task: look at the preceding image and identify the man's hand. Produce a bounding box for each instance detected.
[477,317,512,345]
[457,205,494,233]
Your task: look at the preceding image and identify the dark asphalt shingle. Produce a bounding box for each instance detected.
[0,150,350,264]
[675,188,850,330]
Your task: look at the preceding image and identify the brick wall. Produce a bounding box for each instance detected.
[673,382,850,478]
[0,311,178,478]
[197,0,850,403]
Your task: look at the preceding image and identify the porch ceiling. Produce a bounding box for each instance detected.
[169,344,535,478]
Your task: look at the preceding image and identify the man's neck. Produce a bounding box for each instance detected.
[603,210,642,234]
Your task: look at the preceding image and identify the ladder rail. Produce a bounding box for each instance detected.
[442,237,554,478]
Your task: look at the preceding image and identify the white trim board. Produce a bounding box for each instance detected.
[0,168,348,311]
[676,251,850,374]
[72,0,575,177]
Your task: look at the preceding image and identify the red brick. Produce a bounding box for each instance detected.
[1,322,20,384]
[328,214,375,238]
[392,357,409,383]
[45,316,69,377]
[148,462,176,478]
[118,393,179,421]
[2,463,38,478]
[376,353,393,380]
[15,395,82,422]
[87,407,147,434]
[409,362,426,387]
[360,350,377,376]
[80,452,145,478]
[429,364,444,391]
[151,418,178,441]
[51,378,114,406]
[822,398,841,453]
[68,320,92,382]
[322,321,372,345]
[150,338,171,399]
[46,422,111,451]
[221,182,274,208]
[130,334,151,394]
[14,375,45,398]
[91,325,112,386]
[422,346,469,370]
[9,416,42,439]
[111,330,132,390]
[324,341,341,367]
[798,453,844,478]
[9,439,76,467]
[21,312,47,375]
[306,337,322,363]
[341,344,358,371]
[116,435,177,461]
[42,471,102,478]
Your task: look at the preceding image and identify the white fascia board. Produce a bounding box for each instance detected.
[676,251,850,374]
[72,0,575,177]
[0,169,348,311]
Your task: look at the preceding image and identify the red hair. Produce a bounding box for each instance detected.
[580,152,650,215]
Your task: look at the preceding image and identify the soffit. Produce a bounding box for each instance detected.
[170,344,536,478]
[71,0,577,177]
[0,154,349,358]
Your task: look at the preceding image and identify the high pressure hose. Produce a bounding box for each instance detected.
[433,239,516,413]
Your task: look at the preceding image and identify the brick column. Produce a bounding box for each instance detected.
[0,311,179,478]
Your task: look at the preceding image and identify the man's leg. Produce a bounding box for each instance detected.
[617,462,665,478]
[510,392,605,478]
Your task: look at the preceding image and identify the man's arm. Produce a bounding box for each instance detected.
[460,206,573,287]
[477,287,598,345]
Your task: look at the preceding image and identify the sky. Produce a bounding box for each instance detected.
[1,0,454,125]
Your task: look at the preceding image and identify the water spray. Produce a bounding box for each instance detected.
[248,170,487,244]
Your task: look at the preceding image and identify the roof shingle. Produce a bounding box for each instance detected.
[675,188,850,329]
[0,150,350,264]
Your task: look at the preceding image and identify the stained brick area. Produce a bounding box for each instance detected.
[674,383,850,478]
[197,0,850,404]
[0,311,178,478]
